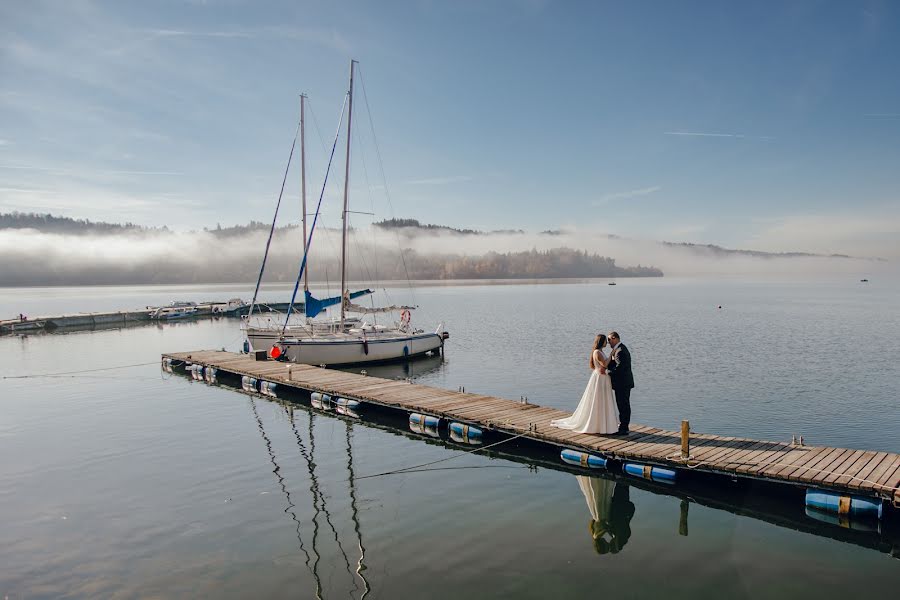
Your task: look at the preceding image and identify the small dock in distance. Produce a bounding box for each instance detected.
[0,301,303,335]
[163,350,900,512]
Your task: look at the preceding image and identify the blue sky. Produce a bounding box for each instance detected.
[1,0,899,257]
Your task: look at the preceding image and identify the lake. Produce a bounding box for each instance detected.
[1,277,898,598]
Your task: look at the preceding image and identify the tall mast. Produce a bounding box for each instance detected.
[340,60,356,327]
[300,93,309,295]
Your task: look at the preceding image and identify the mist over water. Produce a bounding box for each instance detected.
[0,225,888,286]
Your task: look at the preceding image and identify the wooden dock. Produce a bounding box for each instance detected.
[163,350,900,508]
[0,301,302,335]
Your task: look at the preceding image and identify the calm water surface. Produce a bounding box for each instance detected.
[1,278,898,598]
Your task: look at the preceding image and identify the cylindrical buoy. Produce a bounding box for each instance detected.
[335,397,360,410]
[805,490,883,520]
[449,422,483,445]
[560,449,608,469]
[409,413,440,438]
[241,375,259,392]
[204,367,217,383]
[311,392,332,410]
[162,358,174,373]
[804,505,882,533]
[259,381,278,397]
[337,404,360,419]
[190,364,204,380]
[623,462,677,484]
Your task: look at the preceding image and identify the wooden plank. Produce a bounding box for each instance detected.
[789,447,854,483]
[869,456,900,495]
[679,436,748,463]
[846,452,890,490]
[754,445,831,478]
[859,454,900,492]
[828,451,881,487]
[712,440,773,469]
[819,450,871,485]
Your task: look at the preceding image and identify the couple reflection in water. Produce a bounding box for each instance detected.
[576,476,635,555]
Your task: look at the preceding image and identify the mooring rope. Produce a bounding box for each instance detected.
[2,361,161,379]
[357,429,533,480]
[664,450,900,492]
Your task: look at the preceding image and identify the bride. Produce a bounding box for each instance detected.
[552,333,620,434]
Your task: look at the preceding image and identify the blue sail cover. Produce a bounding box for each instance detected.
[305,289,374,318]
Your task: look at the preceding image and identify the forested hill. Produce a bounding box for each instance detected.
[0,212,160,235]
[373,218,524,235]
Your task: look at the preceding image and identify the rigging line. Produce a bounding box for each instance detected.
[2,361,160,379]
[247,118,302,323]
[348,126,377,288]
[359,464,528,478]
[306,98,330,154]
[248,398,317,587]
[282,92,349,335]
[355,65,415,303]
[345,422,371,599]
[350,110,381,292]
[357,430,533,480]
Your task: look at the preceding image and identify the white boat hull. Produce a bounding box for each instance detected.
[247,331,444,366]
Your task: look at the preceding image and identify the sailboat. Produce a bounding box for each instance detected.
[243,60,449,366]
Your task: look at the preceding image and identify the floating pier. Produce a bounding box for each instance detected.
[0,300,303,335]
[162,350,900,511]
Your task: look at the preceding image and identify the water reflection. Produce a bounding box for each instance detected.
[248,395,375,599]
[336,352,445,380]
[577,476,635,555]
[248,398,319,596]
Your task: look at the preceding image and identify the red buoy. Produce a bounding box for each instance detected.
[270,345,282,359]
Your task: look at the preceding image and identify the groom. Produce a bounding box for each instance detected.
[605,331,634,435]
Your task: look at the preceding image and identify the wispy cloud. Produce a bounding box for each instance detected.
[143,28,254,39]
[0,164,182,176]
[0,139,9,146]
[664,131,774,140]
[862,113,900,118]
[594,185,662,204]
[404,175,472,186]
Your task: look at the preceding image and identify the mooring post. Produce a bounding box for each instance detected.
[679,499,689,536]
[681,420,690,460]
[287,366,293,381]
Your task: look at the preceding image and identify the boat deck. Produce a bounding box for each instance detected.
[163,350,900,506]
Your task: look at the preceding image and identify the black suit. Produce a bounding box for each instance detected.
[606,343,634,432]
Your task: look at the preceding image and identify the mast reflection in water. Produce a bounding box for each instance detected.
[248,395,373,598]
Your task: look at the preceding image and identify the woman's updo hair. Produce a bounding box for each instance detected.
[589,334,607,369]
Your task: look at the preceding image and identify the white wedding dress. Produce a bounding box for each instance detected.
[552,349,619,434]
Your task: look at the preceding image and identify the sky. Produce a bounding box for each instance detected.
[1,0,899,259]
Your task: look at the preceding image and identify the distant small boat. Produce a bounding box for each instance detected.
[608,282,617,286]
[860,279,869,283]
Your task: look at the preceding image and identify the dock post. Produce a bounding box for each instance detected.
[680,420,690,460]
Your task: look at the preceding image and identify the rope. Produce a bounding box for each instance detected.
[2,361,161,379]
[357,429,532,480]
[247,117,302,322]
[282,92,349,335]
[664,450,900,493]
[355,65,415,303]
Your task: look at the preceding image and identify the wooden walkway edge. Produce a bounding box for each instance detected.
[163,350,900,506]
